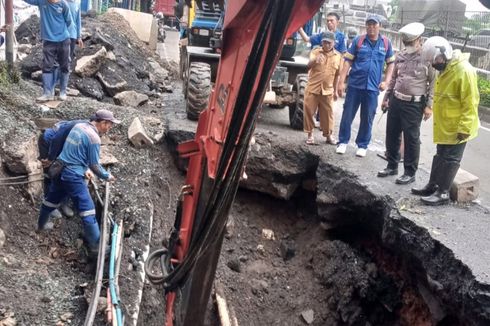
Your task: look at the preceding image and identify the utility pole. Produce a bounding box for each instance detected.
[5,0,14,73]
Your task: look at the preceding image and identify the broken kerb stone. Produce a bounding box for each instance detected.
[128,117,154,148]
[75,46,108,77]
[450,169,479,202]
[301,309,314,324]
[113,90,149,107]
[0,228,6,248]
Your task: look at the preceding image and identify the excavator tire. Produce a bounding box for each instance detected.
[289,74,308,130]
[186,62,211,120]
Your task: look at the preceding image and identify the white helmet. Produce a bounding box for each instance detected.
[421,36,453,64]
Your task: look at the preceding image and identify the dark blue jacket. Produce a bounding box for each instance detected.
[44,120,86,161]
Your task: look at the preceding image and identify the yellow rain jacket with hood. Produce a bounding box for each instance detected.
[432,50,480,144]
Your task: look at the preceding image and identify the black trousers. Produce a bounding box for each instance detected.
[436,142,466,163]
[42,39,71,73]
[385,96,424,176]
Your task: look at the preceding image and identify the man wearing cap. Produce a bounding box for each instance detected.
[336,15,395,157]
[37,109,120,256]
[299,12,346,53]
[377,23,436,185]
[303,31,342,145]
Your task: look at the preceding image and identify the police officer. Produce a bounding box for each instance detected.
[336,15,395,157]
[377,23,436,184]
[37,110,119,255]
[303,31,342,145]
[412,37,480,205]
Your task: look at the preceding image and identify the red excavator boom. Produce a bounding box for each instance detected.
[145,1,323,325]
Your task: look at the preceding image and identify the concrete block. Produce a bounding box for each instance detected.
[128,117,154,148]
[450,169,479,202]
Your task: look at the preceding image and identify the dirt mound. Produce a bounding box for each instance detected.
[18,12,174,101]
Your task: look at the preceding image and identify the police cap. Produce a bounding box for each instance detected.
[399,22,425,42]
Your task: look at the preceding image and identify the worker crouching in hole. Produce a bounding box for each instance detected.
[303,31,342,145]
[37,109,119,257]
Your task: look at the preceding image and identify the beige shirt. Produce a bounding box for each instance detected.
[306,47,342,95]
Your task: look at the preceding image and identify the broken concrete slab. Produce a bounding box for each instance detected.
[75,46,108,77]
[128,117,154,148]
[301,309,314,324]
[0,228,5,248]
[2,135,43,199]
[108,8,157,50]
[140,117,165,143]
[113,90,149,107]
[450,169,479,202]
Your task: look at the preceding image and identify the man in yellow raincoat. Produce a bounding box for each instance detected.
[412,36,480,205]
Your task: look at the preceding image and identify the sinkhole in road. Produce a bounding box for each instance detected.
[213,182,475,326]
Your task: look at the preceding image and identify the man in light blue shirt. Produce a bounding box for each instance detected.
[66,0,83,61]
[23,0,72,102]
[37,110,120,257]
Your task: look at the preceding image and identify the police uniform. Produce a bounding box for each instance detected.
[381,23,436,184]
[303,38,342,137]
[338,18,395,150]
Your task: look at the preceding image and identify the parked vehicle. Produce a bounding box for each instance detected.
[154,0,179,28]
[467,29,490,49]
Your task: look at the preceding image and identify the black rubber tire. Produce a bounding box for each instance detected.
[289,74,308,130]
[186,62,212,121]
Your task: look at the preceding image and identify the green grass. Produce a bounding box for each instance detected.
[0,62,20,86]
[478,76,490,107]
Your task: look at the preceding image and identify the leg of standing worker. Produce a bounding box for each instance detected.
[303,90,319,142]
[400,101,424,177]
[385,97,402,170]
[355,90,378,149]
[58,39,71,101]
[338,87,362,145]
[318,95,335,142]
[38,41,57,102]
[70,38,76,63]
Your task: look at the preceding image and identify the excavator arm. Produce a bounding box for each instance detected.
[146,1,323,325]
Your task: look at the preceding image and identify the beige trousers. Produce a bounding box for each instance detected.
[303,91,334,137]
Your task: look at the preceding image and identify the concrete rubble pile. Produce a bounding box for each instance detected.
[16,11,173,104]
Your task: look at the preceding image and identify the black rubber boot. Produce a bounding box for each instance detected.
[421,162,460,206]
[411,155,441,196]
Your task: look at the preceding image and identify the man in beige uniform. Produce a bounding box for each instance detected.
[304,31,342,145]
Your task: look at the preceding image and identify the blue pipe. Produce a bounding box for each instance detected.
[109,223,123,325]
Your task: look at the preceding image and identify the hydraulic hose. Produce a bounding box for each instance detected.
[109,223,123,325]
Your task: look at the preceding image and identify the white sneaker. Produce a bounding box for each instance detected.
[36,94,54,102]
[336,143,347,154]
[356,147,367,157]
[59,93,67,101]
[314,119,320,128]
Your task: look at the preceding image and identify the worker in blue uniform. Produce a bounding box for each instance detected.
[336,15,395,157]
[299,12,346,54]
[38,119,86,218]
[37,110,120,256]
[23,0,72,102]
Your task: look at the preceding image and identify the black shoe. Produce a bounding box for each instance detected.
[421,190,450,206]
[396,174,415,185]
[377,168,398,177]
[411,183,438,196]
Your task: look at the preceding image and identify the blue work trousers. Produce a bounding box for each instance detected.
[37,168,99,246]
[338,87,379,149]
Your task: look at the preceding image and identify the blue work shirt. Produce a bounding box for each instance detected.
[59,122,110,180]
[44,120,86,161]
[66,0,81,39]
[23,0,72,42]
[310,30,346,53]
[344,35,395,92]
